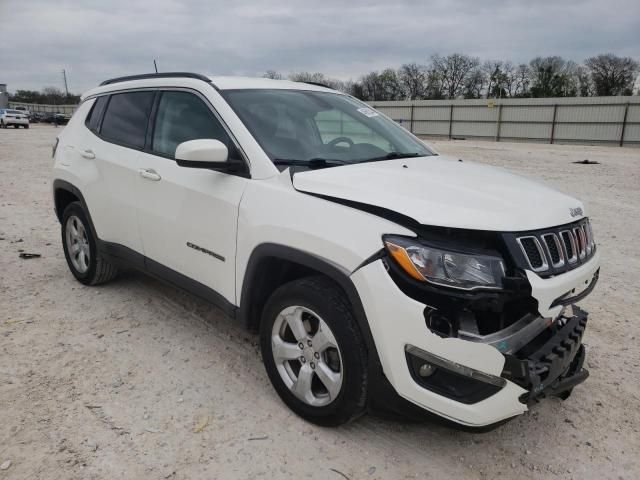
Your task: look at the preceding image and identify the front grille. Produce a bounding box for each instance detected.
[518,237,545,269]
[509,218,595,276]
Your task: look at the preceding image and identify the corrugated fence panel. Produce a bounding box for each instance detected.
[501,123,552,141]
[414,121,450,136]
[501,105,554,122]
[626,104,640,123]
[623,124,640,144]
[555,123,622,142]
[555,104,625,123]
[370,96,640,147]
[451,121,497,138]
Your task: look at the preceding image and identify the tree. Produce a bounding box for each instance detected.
[9,87,79,104]
[263,70,283,80]
[585,54,639,96]
[357,69,403,101]
[507,64,532,97]
[429,53,480,99]
[398,63,427,100]
[529,57,578,97]
[463,69,486,99]
[575,65,594,97]
[424,69,445,99]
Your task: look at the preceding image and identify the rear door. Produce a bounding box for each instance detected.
[80,91,155,255]
[135,89,249,304]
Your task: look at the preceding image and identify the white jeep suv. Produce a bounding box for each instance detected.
[52,73,600,428]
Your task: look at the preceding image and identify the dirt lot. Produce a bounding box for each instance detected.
[1,125,639,479]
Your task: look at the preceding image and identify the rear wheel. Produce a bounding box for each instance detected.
[24,124,30,129]
[61,202,118,285]
[260,276,368,426]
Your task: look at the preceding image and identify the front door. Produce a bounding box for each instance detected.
[135,90,248,305]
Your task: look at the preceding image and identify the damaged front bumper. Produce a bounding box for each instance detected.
[351,251,599,428]
[502,305,589,403]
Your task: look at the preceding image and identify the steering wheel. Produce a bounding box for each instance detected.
[327,136,354,148]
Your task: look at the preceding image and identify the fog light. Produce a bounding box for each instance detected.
[405,344,506,404]
[419,363,436,377]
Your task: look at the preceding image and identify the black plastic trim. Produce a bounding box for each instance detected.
[97,240,237,318]
[238,243,381,361]
[100,72,212,86]
[52,179,100,242]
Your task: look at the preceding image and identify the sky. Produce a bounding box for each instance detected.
[1,0,639,94]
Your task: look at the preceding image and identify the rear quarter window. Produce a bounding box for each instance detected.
[100,91,155,149]
[85,96,109,133]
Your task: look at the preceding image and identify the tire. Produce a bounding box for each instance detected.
[24,124,30,129]
[13,124,19,129]
[260,276,368,426]
[0,120,4,128]
[61,201,118,285]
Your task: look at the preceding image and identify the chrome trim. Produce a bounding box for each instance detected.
[560,230,578,264]
[584,221,594,255]
[516,236,549,272]
[574,226,587,259]
[405,345,507,388]
[541,233,565,268]
[458,313,551,354]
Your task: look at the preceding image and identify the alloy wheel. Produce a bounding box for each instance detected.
[65,215,90,273]
[271,305,343,407]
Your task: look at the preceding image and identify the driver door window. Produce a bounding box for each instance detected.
[152,91,237,158]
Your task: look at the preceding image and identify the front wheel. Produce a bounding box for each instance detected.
[260,276,368,426]
[61,202,118,285]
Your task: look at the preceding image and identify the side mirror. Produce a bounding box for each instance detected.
[175,139,229,169]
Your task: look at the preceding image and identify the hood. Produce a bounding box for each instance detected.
[292,155,585,232]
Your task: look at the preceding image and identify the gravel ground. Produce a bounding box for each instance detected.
[1,125,639,480]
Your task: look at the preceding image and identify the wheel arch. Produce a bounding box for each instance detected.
[238,243,380,365]
[53,179,99,242]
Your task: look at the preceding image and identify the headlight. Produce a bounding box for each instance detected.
[383,236,505,290]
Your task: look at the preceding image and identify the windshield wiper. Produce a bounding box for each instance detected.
[358,152,423,163]
[273,158,349,169]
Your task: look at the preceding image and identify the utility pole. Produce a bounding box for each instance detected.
[154,59,158,73]
[62,69,69,97]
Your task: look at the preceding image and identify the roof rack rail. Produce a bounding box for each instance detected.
[99,72,211,86]
[302,81,334,90]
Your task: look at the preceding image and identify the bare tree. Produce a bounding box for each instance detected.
[398,63,427,100]
[575,65,594,97]
[529,57,578,97]
[288,72,328,84]
[424,69,445,99]
[585,54,639,96]
[357,70,403,101]
[429,53,480,99]
[263,70,283,80]
[463,69,486,99]
[507,64,531,97]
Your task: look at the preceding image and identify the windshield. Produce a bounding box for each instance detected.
[222,89,434,167]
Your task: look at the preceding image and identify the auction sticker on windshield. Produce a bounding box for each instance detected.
[357,107,379,117]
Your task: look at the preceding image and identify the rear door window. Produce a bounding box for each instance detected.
[101,91,155,148]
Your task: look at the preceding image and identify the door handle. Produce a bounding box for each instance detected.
[80,149,95,159]
[139,168,161,181]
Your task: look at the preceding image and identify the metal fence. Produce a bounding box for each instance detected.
[8,101,77,115]
[370,96,640,147]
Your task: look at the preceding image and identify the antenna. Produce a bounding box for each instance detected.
[154,59,158,73]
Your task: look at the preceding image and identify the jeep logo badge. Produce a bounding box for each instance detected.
[570,207,583,217]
